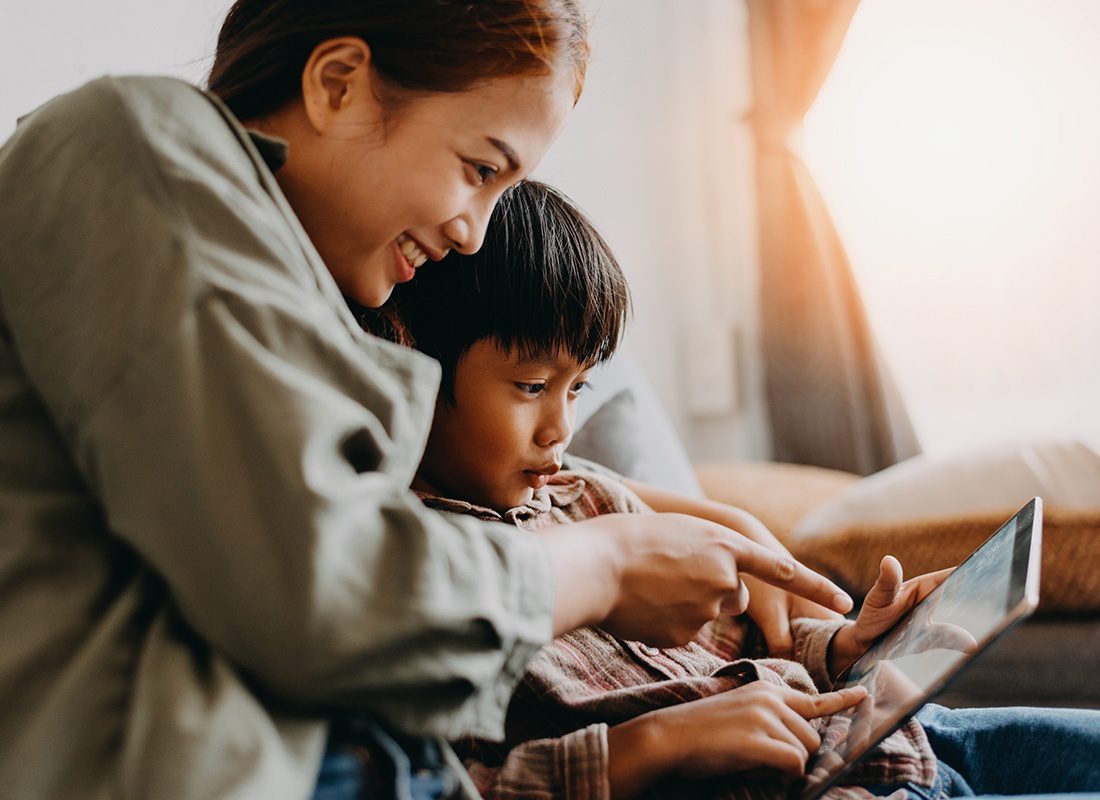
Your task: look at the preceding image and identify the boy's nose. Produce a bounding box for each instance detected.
[536,403,574,448]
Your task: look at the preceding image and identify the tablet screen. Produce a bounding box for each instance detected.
[797,498,1040,799]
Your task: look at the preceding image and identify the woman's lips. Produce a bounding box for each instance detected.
[392,240,416,283]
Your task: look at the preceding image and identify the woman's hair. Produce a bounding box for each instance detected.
[387,180,631,404]
[207,0,589,122]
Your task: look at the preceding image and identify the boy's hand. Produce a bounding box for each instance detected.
[828,556,959,679]
[606,683,868,798]
[744,573,843,658]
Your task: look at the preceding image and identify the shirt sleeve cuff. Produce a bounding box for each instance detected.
[560,723,611,800]
[792,617,852,692]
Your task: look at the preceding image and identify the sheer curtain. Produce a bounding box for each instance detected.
[745,0,920,475]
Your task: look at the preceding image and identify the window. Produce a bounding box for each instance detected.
[804,0,1100,455]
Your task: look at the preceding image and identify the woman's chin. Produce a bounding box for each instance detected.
[347,281,394,309]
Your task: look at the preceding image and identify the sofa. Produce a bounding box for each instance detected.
[568,355,1100,710]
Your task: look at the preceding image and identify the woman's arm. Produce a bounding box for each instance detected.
[624,480,848,656]
[0,78,557,739]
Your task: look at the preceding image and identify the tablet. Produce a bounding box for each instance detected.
[795,497,1043,800]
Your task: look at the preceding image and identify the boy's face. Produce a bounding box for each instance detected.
[418,340,593,513]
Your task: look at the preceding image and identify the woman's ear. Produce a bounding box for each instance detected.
[300,36,375,134]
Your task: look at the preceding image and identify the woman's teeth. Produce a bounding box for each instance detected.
[397,234,428,268]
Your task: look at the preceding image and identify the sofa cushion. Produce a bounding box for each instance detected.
[569,354,703,496]
[694,461,859,547]
[567,389,644,479]
[789,440,1100,613]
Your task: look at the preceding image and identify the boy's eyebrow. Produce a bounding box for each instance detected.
[487,137,521,173]
[512,352,558,367]
[511,351,592,372]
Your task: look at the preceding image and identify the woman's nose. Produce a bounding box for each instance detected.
[443,206,491,256]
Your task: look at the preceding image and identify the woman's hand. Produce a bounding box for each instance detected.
[828,556,964,680]
[606,682,868,798]
[624,480,846,656]
[539,512,853,646]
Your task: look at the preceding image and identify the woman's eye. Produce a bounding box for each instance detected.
[516,382,546,396]
[466,161,498,186]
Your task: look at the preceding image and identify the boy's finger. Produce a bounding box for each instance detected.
[761,613,794,659]
[862,556,906,611]
[874,555,903,594]
[785,686,868,720]
[730,537,854,615]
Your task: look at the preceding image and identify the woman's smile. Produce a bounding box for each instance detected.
[397,233,430,269]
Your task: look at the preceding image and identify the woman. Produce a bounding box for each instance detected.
[0,2,854,798]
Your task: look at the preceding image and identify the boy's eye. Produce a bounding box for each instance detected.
[571,380,592,395]
[515,382,547,396]
[465,160,498,186]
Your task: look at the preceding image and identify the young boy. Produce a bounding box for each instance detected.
[386,182,1100,800]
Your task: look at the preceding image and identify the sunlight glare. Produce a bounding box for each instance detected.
[804,0,1100,455]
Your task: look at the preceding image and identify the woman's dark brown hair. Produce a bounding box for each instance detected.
[207,0,589,122]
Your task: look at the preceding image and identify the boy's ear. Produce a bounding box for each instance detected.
[300,37,378,134]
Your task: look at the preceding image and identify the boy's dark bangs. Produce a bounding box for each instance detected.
[476,182,629,367]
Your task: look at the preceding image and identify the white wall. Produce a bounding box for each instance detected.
[0,0,231,134]
[533,0,770,462]
[0,0,768,463]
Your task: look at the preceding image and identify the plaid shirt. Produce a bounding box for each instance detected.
[419,471,936,800]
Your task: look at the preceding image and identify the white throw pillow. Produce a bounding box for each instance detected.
[793,439,1100,541]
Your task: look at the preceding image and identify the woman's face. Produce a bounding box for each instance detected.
[275,52,574,307]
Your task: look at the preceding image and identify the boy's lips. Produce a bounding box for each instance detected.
[522,462,561,490]
[526,462,562,476]
[523,472,550,490]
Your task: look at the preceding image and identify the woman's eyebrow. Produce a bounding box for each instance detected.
[487,137,521,172]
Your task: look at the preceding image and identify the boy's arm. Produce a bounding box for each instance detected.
[459,687,868,800]
[459,725,613,800]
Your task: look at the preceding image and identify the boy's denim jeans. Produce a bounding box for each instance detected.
[869,703,1100,799]
[311,719,462,800]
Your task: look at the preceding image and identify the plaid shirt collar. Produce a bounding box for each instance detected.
[415,474,588,527]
